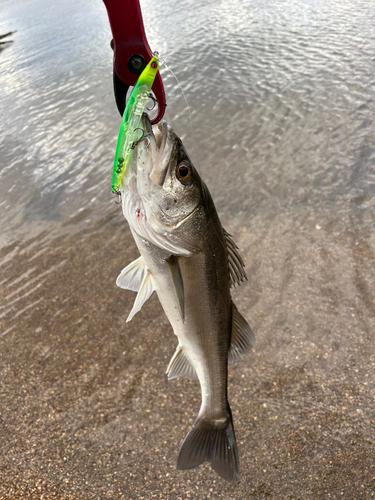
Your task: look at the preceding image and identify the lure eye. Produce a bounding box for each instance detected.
[176,163,192,185]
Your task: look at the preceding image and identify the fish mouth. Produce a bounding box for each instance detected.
[139,114,176,187]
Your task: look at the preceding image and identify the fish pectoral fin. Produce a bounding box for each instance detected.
[223,228,248,288]
[116,256,146,292]
[126,269,155,322]
[166,255,185,322]
[166,346,198,380]
[228,302,255,365]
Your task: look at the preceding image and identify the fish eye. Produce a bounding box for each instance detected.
[176,163,192,185]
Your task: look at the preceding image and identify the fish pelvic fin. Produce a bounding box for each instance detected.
[176,406,239,484]
[116,256,145,292]
[228,302,255,365]
[223,228,247,288]
[126,269,155,322]
[166,346,198,380]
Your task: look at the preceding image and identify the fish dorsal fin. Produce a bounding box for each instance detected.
[126,269,155,322]
[166,346,198,380]
[116,256,145,292]
[166,255,185,322]
[228,302,255,365]
[223,229,247,288]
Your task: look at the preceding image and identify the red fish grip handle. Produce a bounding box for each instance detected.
[103,0,166,124]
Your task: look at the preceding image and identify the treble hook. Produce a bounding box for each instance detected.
[132,127,151,149]
[146,92,158,111]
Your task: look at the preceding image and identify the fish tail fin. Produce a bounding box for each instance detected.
[176,405,239,483]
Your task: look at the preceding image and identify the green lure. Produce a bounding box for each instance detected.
[112,54,159,193]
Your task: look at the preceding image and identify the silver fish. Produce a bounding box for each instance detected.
[116,114,254,483]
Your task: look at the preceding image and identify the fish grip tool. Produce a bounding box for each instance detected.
[103,0,166,124]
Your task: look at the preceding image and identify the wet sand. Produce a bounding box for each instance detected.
[0,202,374,499]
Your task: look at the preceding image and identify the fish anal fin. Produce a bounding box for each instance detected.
[126,269,155,322]
[166,255,185,322]
[176,406,239,484]
[223,228,247,288]
[166,346,198,380]
[116,256,145,292]
[228,302,255,365]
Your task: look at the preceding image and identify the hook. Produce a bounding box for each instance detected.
[146,92,158,111]
[132,127,151,148]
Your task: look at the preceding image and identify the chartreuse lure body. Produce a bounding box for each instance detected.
[112,54,159,193]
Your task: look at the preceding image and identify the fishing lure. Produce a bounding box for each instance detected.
[112,54,159,194]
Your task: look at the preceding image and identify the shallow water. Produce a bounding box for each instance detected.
[0,0,374,497]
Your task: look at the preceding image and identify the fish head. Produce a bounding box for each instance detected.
[120,114,207,255]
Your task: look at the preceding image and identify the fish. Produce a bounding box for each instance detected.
[116,113,255,483]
